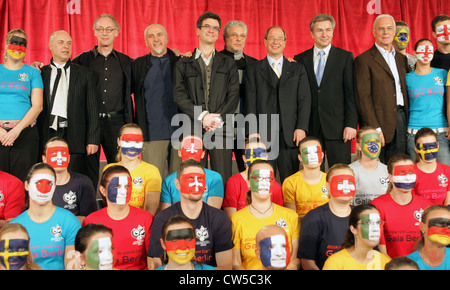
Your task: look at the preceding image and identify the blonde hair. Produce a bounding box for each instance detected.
[3,28,27,62]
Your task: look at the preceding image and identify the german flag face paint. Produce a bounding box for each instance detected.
[180,173,206,195]
[416,141,438,161]
[361,132,381,159]
[259,234,290,269]
[245,147,267,166]
[6,36,27,60]
[46,146,69,168]
[392,164,416,190]
[86,237,115,270]
[427,218,450,245]
[301,146,322,165]
[180,138,203,162]
[329,174,356,198]
[107,176,132,205]
[0,239,29,270]
[28,173,56,202]
[165,228,196,264]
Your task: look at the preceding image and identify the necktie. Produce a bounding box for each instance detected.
[272,59,281,78]
[316,50,325,85]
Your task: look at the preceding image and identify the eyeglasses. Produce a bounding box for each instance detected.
[266,37,286,42]
[251,176,275,182]
[201,24,220,32]
[95,27,116,33]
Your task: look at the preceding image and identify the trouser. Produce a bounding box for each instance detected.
[268,131,300,185]
[141,140,182,177]
[379,106,407,164]
[316,126,352,171]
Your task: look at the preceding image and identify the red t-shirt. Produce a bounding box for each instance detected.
[82,206,153,270]
[223,172,284,210]
[371,193,432,258]
[412,162,450,205]
[0,171,25,220]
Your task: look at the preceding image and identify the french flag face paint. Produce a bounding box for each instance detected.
[392,164,416,190]
[107,176,132,205]
[120,134,143,158]
[329,174,356,198]
[46,146,69,168]
[180,138,203,162]
[0,239,29,270]
[28,173,56,202]
[436,24,450,42]
[180,173,206,195]
[415,45,434,62]
[259,234,290,269]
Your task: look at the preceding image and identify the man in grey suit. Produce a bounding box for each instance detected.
[294,14,358,169]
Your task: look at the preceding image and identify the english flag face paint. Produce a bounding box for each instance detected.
[0,239,29,270]
[180,138,203,162]
[392,164,416,190]
[427,218,450,245]
[329,174,356,198]
[301,146,322,165]
[28,173,56,202]
[436,24,450,42]
[86,237,115,270]
[259,234,290,269]
[46,146,69,168]
[361,132,381,159]
[107,176,132,205]
[120,134,143,158]
[415,142,438,161]
[6,36,27,59]
[180,173,206,195]
[250,169,275,196]
[245,147,267,166]
[415,45,434,62]
[361,213,381,242]
[165,228,196,264]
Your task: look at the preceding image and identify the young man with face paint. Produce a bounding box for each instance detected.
[430,14,450,71]
[370,154,433,258]
[160,135,224,210]
[103,123,162,215]
[42,137,98,223]
[407,205,450,270]
[82,165,153,270]
[411,128,450,206]
[223,137,284,217]
[231,160,300,270]
[11,163,81,270]
[282,137,329,219]
[393,21,416,71]
[350,127,389,205]
[148,159,233,270]
[255,224,291,270]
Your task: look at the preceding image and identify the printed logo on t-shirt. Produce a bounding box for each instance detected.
[321,186,329,198]
[379,176,389,186]
[18,73,28,81]
[50,224,64,242]
[133,176,144,187]
[414,209,425,226]
[131,225,146,246]
[195,226,210,247]
[437,174,448,187]
[63,191,77,209]
[433,76,443,86]
[275,218,288,229]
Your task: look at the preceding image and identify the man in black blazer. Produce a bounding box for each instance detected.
[244,26,311,183]
[294,14,358,169]
[37,30,99,181]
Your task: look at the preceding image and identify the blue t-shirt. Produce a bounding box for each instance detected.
[406,68,448,129]
[407,248,450,270]
[0,64,43,120]
[160,168,224,204]
[11,207,81,270]
[155,263,217,270]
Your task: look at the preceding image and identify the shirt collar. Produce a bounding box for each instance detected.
[266,55,283,67]
[313,44,332,56]
[92,46,118,59]
[375,42,396,57]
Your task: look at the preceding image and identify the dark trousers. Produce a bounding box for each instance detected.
[316,126,352,171]
[379,107,407,164]
[0,126,39,181]
[268,131,300,185]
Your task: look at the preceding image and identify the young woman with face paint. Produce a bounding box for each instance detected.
[349,126,389,205]
[82,165,153,270]
[412,128,450,205]
[407,205,450,270]
[223,137,283,217]
[406,38,450,165]
[156,215,216,270]
[0,29,44,182]
[10,163,81,270]
[230,160,300,270]
[322,204,391,270]
[0,223,40,270]
[370,154,433,259]
[103,123,162,216]
[282,136,329,220]
[298,163,355,270]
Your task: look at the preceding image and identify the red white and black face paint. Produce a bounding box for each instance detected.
[46,146,69,168]
[392,164,416,190]
[415,45,434,62]
[436,24,450,42]
[28,174,56,202]
[329,174,356,198]
[107,176,132,205]
[180,173,206,195]
[180,138,203,162]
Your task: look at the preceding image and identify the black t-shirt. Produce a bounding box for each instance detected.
[431,49,450,71]
[52,172,98,216]
[148,202,233,267]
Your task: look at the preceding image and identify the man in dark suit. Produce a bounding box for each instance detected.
[37,30,99,180]
[294,14,357,169]
[354,14,409,164]
[173,11,240,187]
[244,26,311,183]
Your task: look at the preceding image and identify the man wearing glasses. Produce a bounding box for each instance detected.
[173,11,240,187]
[72,14,133,190]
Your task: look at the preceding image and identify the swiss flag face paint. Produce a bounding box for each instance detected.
[165,228,196,264]
[436,24,450,42]
[329,174,356,198]
[301,146,322,165]
[245,147,267,166]
[427,218,450,245]
[0,239,29,270]
[28,173,56,202]
[180,138,203,162]
[180,173,206,195]
[259,234,290,269]
[415,45,434,62]
[46,146,69,168]
[120,134,143,158]
[107,176,132,205]
[392,164,416,190]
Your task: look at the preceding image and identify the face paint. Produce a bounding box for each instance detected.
[259,234,290,269]
[301,146,322,165]
[250,169,275,195]
[6,36,27,59]
[360,213,381,242]
[180,138,203,162]
[28,173,56,202]
[0,239,29,270]
[329,174,356,198]
[427,218,450,245]
[416,142,438,161]
[393,26,410,50]
[165,228,196,264]
[415,45,434,62]
[107,176,132,205]
[46,146,69,168]
[392,164,416,190]
[245,147,267,166]
[120,134,143,158]
[86,237,114,270]
[436,24,450,42]
[361,132,381,159]
[180,173,206,195]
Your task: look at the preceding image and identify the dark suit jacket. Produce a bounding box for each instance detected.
[244,56,311,147]
[354,45,409,144]
[294,45,358,140]
[37,62,100,154]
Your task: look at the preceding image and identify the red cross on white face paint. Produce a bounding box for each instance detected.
[180,173,206,195]
[329,174,356,198]
[415,45,434,62]
[436,24,450,42]
[28,173,56,202]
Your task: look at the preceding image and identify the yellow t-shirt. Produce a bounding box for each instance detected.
[322,248,391,270]
[282,170,329,218]
[231,204,300,270]
[103,161,162,209]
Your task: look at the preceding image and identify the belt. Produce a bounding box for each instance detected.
[99,111,123,118]
[0,121,36,131]
[407,127,448,134]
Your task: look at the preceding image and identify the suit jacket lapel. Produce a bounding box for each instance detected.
[279,56,293,86]
[260,58,278,89]
[370,45,394,79]
[41,67,52,109]
[320,46,338,85]
[67,64,79,107]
